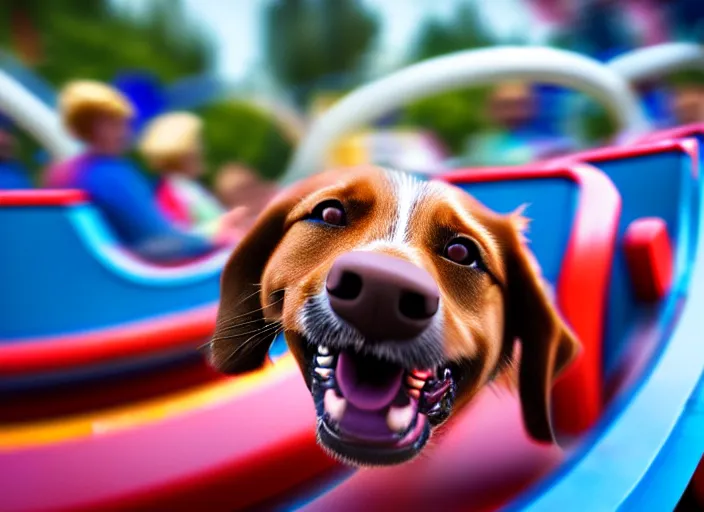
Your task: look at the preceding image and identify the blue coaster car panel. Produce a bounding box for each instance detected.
[0,190,229,340]
[556,140,698,389]
[512,144,704,512]
[0,161,32,189]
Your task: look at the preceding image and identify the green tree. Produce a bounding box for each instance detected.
[198,100,293,182]
[0,0,296,181]
[263,0,380,105]
[411,2,494,62]
[0,0,214,86]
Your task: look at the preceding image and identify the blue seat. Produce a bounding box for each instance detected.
[0,191,228,340]
[511,138,704,512]
[579,141,698,388]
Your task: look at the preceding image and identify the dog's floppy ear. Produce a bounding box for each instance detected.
[209,168,358,374]
[502,213,580,442]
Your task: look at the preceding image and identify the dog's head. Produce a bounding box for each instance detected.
[209,166,579,466]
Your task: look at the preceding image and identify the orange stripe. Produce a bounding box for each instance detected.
[0,356,295,449]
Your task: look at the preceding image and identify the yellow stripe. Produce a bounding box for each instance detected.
[0,356,296,450]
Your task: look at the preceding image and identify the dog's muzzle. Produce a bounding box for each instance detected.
[302,251,456,466]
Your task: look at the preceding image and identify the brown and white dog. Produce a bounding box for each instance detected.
[208,166,580,466]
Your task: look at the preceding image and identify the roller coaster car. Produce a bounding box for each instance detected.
[2,133,700,511]
[0,189,229,340]
[0,189,231,388]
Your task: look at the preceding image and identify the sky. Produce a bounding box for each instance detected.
[112,0,540,82]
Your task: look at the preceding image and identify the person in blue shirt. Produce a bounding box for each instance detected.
[463,81,573,167]
[0,115,32,189]
[46,80,225,263]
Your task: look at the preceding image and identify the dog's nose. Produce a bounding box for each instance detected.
[326,251,440,341]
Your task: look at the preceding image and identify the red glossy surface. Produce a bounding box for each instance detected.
[635,123,704,145]
[0,189,87,206]
[0,358,226,424]
[692,457,704,507]
[0,370,336,511]
[0,305,217,376]
[623,218,674,302]
[545,138,699,179]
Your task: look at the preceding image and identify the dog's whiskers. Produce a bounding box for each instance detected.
[218,322,284,367]
[211,319,281,343]
[217,294,284,329]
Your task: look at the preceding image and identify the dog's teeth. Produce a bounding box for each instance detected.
[406,375,426,389]
[316,355,334,367]
[407,388,421,400]
[324,389,346,422]
[317,345,330,355]
[387,403,415,433]
[412,369,433,380]
[315,367,333,379]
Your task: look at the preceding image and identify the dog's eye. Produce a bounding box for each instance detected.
[310,200,346,226]
[443,237,482,267]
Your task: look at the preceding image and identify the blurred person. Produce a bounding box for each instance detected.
[671,83,704,126]
[138,111,246,240]
[464,81,571,166]
[44,80,226,262]
[489,81,536,131]
[0,115,32,189]
[214,163,278,229]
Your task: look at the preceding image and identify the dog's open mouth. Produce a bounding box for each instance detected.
[310,344,456,465]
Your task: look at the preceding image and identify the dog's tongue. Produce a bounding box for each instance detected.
[336,351,403,411]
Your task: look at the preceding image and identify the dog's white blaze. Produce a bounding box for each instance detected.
[356,170,426,257]
[389,170,423,244]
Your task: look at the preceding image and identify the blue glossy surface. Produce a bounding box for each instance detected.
[507,144,704,511]
[0,161,32,189]
[585,150,695,378]
[0,203,227,339]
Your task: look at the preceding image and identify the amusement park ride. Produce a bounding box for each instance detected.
[0,43,704,511]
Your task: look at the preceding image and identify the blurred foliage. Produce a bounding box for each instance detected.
[668,0,704,42]
[410,1,494,62]
[263,0,380,105]
[400,89,491,154]
[400,1,497,154]
[579,102,618,145]
[552,1,632,58]
[0,0,214,85]
[197,100,292,182]
[669,69,704,86]
[0,0,295,181]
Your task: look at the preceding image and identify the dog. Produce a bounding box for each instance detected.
[208,166,580,467]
